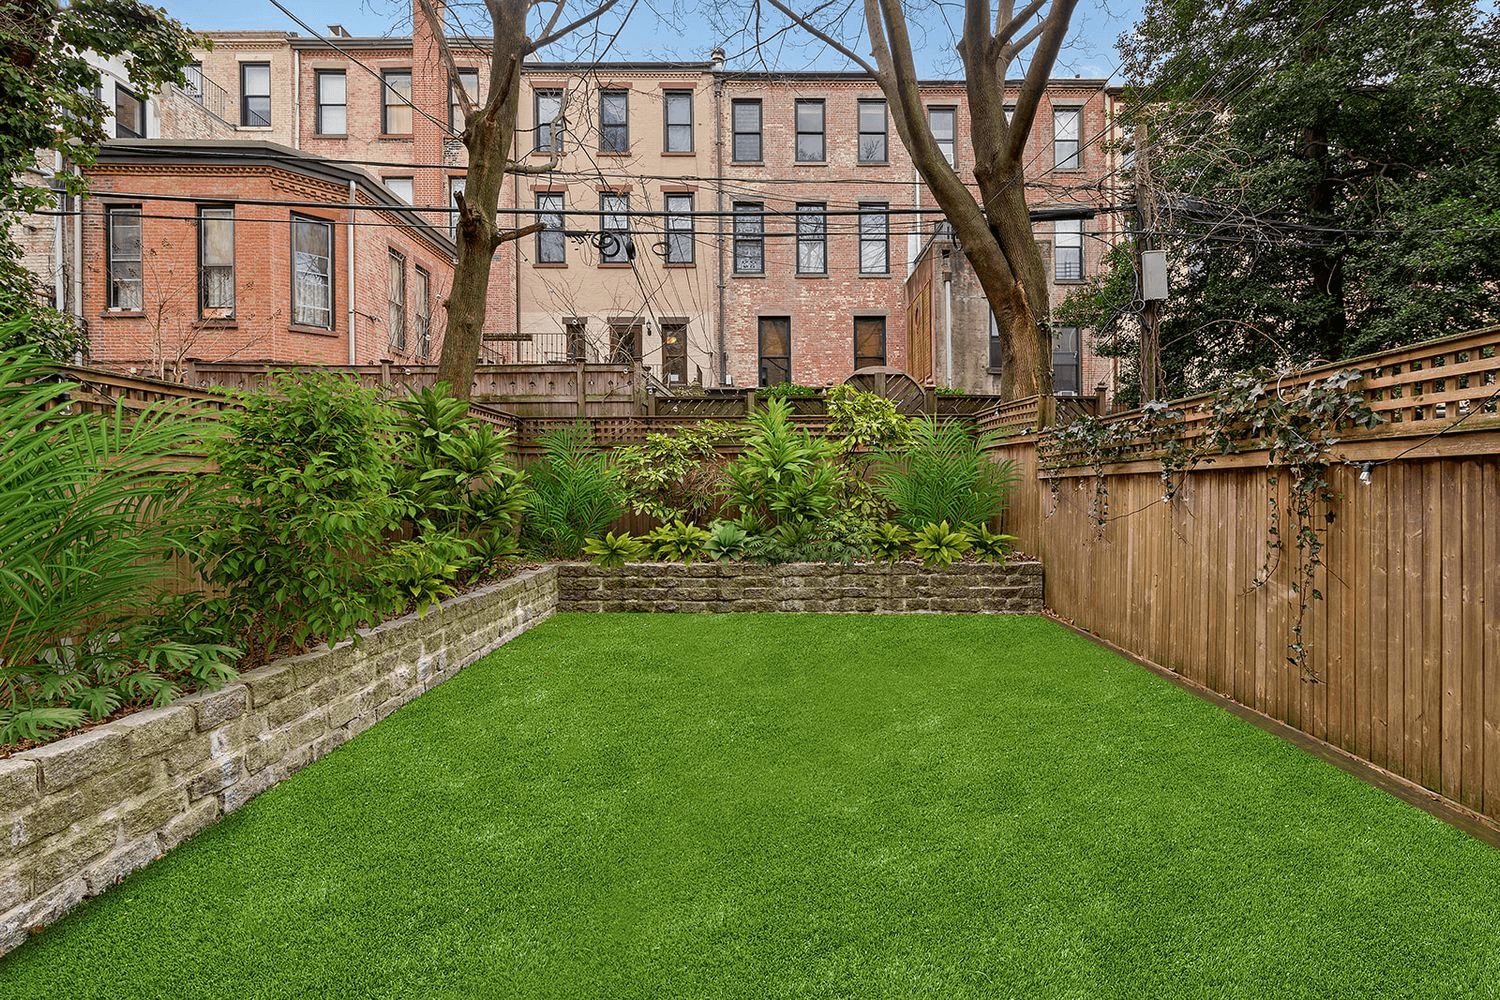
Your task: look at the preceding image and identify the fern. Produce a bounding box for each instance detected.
[872,419,1020,531]
[520,423,628,559]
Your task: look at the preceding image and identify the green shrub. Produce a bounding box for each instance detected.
[196,372,409,661]
[826,384,912,452]
[0,346,238,745]
[703,520,748,561]
[867,522,914,563]
[613,422,736,524]
[645,520,713,564]
[760,382,823,398]
[964,522,1017,562]
[583,531,645,568]
[873,419,1020,531]
[521,422,627,559]
[723,398,840,537]
[911,521,972,568]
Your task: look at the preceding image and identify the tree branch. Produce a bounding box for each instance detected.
[764,0,879,77]
[526,0,622,54]
[995,0,1047,49]
[505,156,560,174]
[492,221,545,249]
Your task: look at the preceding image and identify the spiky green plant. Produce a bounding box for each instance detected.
[582,531,645,569]
[0,345,238,745]
[964,522,1018,562]
[645,520,713,564]
[703,520,749,561]
[867,522,914,563]
[723,398,841,535]
[872,418,1020,531]
[520,422,628,559]
[911,521,972,568]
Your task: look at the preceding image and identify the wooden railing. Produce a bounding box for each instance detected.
[975,392,1104,438]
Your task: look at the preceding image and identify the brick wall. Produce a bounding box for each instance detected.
[557,560,1044,614]
[0,567,557,956]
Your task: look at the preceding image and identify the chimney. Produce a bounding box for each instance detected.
[327,24,350,37]
[710,47,725,71]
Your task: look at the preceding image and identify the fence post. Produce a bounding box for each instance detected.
[1041,394,1056,430]
[576,360,587,418]
[746,389,757,415]
[1094,384,1107,417]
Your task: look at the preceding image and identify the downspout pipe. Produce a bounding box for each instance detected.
[943,269,953,388]
[348,179,357,365]
[712,49,726,385]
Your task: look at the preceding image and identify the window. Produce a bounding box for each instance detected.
[1055,218,1083,280]
[1054,106,1080,169]
[565,318,588,361]
[565,319,588,361]
[414,266,431,356]
[198,206,234,320]
[795,99,824,162]
[600,90,628,152]
[858,99,887,163]
[609,320,642,362]
[989,312,1004,370]
[450,69,478,131]
[758,316,791,387]
[105,205,142,310]
[859,203,888,274]
[534,88,562,151]
[599,193,630,264]
[536,193,565,263]
[854,317,886,370]
[796,203,826,275]
[240,62,270,127]
[661,320,687,384]
[184,63,204,103]
[291,215,333,329]
[929,106,956,167]
[387,250,406,351]
[114,85,144,138]
[315,70,346,135]
[383,177,413,205]
[448,176,465,240]
[665,193,694,264]
[1053,324,1081,394]
[731,100,761,162]
[382,70,412,135]
[733,202,763,274]
[663,90,692,151]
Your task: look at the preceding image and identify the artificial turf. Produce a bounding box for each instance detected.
[3,613,1499,998]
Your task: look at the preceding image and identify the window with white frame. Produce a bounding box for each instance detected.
[665,193,694,264]
[796,203,826,275]
[383,177,413,205]
[733,202,763,274]
[291,215,333,328]
[198,206,234,320]
[1054,106,1081,169]
[859,203,888,274]
[1055,218,1084,280]
[929,106,956,167]
[382,70,412,135]
[448,176,465,239]
[315,70,346,135]
[106,205,143,310]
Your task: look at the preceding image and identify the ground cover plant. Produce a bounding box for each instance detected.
[6,615,1500,998]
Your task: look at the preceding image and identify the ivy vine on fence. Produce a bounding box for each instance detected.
[1040,368,1381,682]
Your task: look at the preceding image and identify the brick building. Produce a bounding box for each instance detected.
[46,10,1125,396]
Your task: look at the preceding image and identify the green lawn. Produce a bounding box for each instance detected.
[5,613,1500,999]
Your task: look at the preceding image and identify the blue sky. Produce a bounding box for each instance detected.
[160,1,1143,81]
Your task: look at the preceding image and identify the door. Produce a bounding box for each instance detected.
[758,316,791,387]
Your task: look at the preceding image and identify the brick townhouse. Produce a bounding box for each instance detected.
[44,8,1124,395]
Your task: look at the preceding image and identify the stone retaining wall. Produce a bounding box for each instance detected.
[557,560,1044,614]
[0,566,558,954]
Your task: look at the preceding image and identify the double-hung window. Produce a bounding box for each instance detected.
[665,193,694,264]
[114,85,144,138]
[387,250,407,351]
[733,202,763,274]
[450,69,478,131]
[796,203,826,275]
[663,90,692,151]
[383,177,413,205]
[536,193,565,263]
[106,205,143,310]
[1054,107,1081,168]
[198,206,234,320]
[240,63,270,127]
[381,70,412,135]
[534,88,563,151]
[929,106,956,167]
[600,90,628,152]
[858,99,887,162]
[315,71,346,134]
[859,203,888,274]
[795,99,824,161]
[291,215,334,329]
[414,267,431,356]
[599,193,630,264]
[731,100,761,162]
[1055,218,1084,280]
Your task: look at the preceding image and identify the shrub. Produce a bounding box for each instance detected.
[723,398,840,537]
[826,384,912,453]
[583,531,645,568]
[760,381,823,398]
[964,522,1017,562]
[613,422,736,524]
[872,419,1020,531]
[703,520,748,561]
[866,522,914,563]
[911,521,972,568]
[645,520,713,564]
[521,422,627,559]
[0,346,238,745]
[196,372,409,661]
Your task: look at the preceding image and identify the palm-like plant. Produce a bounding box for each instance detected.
[723,398,841,535]
[520,422,627,559]
[872,418,1020,531]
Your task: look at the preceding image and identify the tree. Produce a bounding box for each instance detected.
[761,0,1080,399]
[417,0,624,400]
[1065,0,1500,401]
[0,0,197,356]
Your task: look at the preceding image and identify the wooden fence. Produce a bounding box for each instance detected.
[992,326,1500,830]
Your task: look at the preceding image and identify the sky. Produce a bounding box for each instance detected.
[159,0,1144,82]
